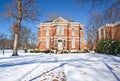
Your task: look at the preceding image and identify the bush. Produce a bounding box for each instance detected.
[30,50,50,53]
[115,43,120,55]
[63,51,68,53]
[83,49,89,53]
[95,39,120,55]
[30,50,41,53]
[50,50,54,53]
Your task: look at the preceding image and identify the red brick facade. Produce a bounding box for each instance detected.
[98,21,120,41]
[37,17,84,52]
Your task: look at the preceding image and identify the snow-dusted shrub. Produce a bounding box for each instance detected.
[95,39,120,55]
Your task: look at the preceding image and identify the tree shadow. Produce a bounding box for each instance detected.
[29,63,66,81]
[104,62,120,81]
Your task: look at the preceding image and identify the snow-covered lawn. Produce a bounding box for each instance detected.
[0,51,120,81]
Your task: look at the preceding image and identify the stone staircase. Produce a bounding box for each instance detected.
[56,50,63,54]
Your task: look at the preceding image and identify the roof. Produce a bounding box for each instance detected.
[98,20,120,30]
[38,17,84,28]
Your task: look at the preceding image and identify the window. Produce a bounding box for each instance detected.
[46,38,49,48]
[72,28,75,36]
[56,26,64,35]
[72,39,75,48]
[57,27,60,35]
[64,40,66,48]
[54,39,57,48]
[46,28,50,36]
[61,28,64,35]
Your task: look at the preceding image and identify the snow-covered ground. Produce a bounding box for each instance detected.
[0,50,120,81]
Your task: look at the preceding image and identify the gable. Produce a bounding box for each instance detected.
[52,17,68,23]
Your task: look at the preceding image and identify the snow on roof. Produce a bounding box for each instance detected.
[38,17,84,28]
[98,20,120,30]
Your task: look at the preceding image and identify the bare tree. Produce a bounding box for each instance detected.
[0,33,7,55]
[86,12,104,50]
[2,0,40,56]
[45,12,72,21]
[19,26,31,51]
[75,0,104,12]
[104,0,120,24]
[29,32,37,49]
[45,13,60,21]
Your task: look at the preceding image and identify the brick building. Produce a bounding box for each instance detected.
[98,21,120,41]
[37,17,84,52]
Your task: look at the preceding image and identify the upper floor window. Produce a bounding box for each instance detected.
[61,27,64,35]
[56,26,64,35]
[57,27,60,35]
[46,28,50,36]
[72,28,75,36]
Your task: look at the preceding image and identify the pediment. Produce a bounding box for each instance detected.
[52,17,68,23]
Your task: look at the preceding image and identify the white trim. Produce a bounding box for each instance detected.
[71,27,76,36]
[46,38,49,48]
[37,17,84,28]
[72,38,75,48]
[52,17,68,23]
[46,27,50,36]
[38,37,81,39]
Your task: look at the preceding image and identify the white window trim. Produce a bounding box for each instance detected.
[72,27,75,36]
[63,39,66,48]
[56,26,64,35]
[46,27,50,36]
[57,26,60,35]
[61,27,64,35]
[54,39,57,48]
[72,38,75,48]
[46,38,49,48]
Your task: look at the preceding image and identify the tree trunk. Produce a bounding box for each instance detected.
[12,0,22,56]
[12,34,19,56]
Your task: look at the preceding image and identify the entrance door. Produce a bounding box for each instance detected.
[58,40,63,50]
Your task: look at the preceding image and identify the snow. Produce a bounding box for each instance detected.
[0,50,120,81]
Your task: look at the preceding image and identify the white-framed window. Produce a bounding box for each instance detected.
[72,28,75,36]
[61,27,64,35]
[46,38,49,48]
[46,28,50,36]
[57,27,60,35]
[64,40,66,48]
[56,26,64,35]
[54,39,57,48]
[72,38,75,48]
